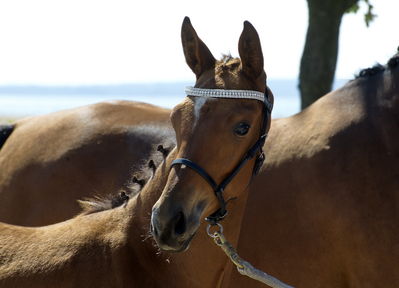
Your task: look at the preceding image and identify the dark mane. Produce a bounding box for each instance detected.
[0,124,15,149]
[356,63,385,79]
[79,125,176,215]
[388,53,399,70]
[355,50,399,80]
[349,51,399,113]
[78,143,173,215]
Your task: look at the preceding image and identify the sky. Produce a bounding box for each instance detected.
[0,0,398,85]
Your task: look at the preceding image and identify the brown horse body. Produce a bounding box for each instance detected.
[1,17,397,288]
[0,100,172,226]
[231,56,399,287]
[0,18,274,287]
[0,149,224,287]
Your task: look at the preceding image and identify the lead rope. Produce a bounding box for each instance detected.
[207,224,294,288]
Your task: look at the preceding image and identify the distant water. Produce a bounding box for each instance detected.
[0,79,348,119]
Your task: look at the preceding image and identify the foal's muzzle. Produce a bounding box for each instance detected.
[151,205,200,252]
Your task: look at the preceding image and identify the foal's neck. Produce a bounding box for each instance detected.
[129,149,252,287]
[124,147,251,287]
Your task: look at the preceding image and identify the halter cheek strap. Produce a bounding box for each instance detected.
[171,86,272,224]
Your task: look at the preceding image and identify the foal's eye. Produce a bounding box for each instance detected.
[234,122,250,136]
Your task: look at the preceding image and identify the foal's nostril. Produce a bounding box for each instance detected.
[174,211,186,236]
[150,221,158,237]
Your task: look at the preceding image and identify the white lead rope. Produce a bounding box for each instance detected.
[237,258,294,288]
[207,224,294,288]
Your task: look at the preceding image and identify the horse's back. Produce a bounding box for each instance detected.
[232,61,399,287]
[0,101,173,226]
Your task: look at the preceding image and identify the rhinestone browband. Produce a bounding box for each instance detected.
[185,86,265,102]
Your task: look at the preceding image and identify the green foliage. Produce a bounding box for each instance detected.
[346,0,376,27]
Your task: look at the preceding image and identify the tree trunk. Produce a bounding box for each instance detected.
[299,0,358,109]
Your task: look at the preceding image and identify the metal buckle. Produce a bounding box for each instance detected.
[205,208,228,224]
[206,223,224,238]
[253,152,265,175]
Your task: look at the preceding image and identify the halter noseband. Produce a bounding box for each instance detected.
[171,86,273,225]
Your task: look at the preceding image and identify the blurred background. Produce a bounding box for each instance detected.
[0,0,397,122]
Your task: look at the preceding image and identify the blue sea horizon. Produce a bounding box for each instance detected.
[0,79,348,119]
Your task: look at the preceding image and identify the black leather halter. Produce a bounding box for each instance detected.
[171,88,273,225]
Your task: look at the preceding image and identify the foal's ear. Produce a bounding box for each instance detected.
[181,17,216,78]
[238,21,264,79]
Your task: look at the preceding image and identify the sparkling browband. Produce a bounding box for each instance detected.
[185,86,265,102]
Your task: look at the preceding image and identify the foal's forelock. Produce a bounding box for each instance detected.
[190,56,258,130]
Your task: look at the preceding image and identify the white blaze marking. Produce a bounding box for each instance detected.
[193,97,207,128]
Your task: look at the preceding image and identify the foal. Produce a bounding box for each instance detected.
[150,16,273,285]
[0,148,173,288]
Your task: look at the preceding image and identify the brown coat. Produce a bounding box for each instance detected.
[0,101,172,226]
[231,56,399,287]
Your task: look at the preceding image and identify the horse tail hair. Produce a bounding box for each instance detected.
[0,124,14,150]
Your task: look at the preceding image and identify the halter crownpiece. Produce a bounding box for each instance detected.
[185,86,273,112]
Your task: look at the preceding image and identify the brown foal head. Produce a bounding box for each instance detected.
[151,17,273,252]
